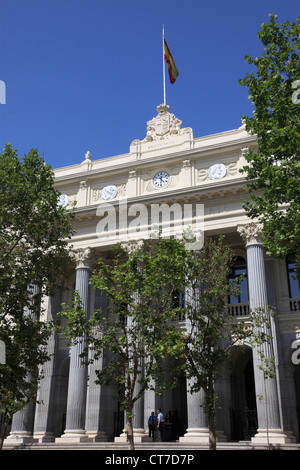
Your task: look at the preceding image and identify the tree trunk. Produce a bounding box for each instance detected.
[126,412,135,451]
[206,382,217,450]
[0,411,10,451]
[208,410,216,450]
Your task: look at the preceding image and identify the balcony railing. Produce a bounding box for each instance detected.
[290,298,300,312]
[228,302,250,317]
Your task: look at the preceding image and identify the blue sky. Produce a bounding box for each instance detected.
[0,0,299,169]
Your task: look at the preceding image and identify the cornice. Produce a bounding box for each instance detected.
[54,134,256,186]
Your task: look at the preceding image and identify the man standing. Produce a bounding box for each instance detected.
[148,412,157,440]
[157,409,164,441]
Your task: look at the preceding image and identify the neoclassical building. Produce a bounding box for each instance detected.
[4,104,300,446]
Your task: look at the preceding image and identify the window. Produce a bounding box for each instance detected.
[286,255,300,299]
[228,256,249,304]
[172,290,185,321]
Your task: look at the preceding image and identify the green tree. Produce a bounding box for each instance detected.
[239,14,300,271]
[60,238,188,450]
[183,238,274,450]
[0,144,74,449]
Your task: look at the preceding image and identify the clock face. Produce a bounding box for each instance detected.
[153,171,170,188]
[208,163,226,180]
[102,185,117,200]
[58,193,69,207]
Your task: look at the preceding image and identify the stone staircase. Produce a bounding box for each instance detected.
[3,440,300,451]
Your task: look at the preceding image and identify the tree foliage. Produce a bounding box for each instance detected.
[239,14,300,269]
[61,236,275,451]
[61,238,189,450]
[0,144,74,448]
[182,237,274,450]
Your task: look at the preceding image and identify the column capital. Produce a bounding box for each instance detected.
[237,222,264,247]
[73,247,95,270]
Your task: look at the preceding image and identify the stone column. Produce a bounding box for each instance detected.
[238,223,294,444]
[58,248,93,442]
[33,290,61,442]
[180,291,210,443]
[180,380,210,443]
[132,375,146,441]
[85,290,108,441]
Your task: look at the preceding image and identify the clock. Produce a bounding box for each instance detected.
[102,184,117,200]
[208,163,226,180]
[58,193,69,207]
[153,171,170,188]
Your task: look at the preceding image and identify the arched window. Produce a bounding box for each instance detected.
[228,256,249,304]
[286,255,300,299]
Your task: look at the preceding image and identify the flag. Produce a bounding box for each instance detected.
[164,39,179,84]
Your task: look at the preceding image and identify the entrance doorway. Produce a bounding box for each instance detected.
[230,347,258,440]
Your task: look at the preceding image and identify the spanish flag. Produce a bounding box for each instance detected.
[164,39,179,84]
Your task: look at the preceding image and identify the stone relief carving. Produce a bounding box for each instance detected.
[79,181,87,191]
[133,104,193,143]
[197,162,238,182]
[66,194,77,207]
[129,170,137,179]
[182,159,191,169]
[92,183,127,202]
[93,189,102,202]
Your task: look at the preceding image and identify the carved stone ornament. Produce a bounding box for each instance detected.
[73,247,95,269]
[237,222,264,247]
[121,240,143,255]
[79,181,87,191]
[142,104,192,142]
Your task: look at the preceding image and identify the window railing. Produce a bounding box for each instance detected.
[290,298,300,312]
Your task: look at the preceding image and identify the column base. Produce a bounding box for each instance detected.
[4,432,38,446]
[179,428,210,443]
[115,428,148,443]
[216,430,228,442]
[33,432,55,443]
[251,428,296,445]
[56,429,92,443]
[85,430,108,442]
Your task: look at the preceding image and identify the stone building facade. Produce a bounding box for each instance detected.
[4,104,300,446]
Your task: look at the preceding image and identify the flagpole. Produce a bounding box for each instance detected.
[162,24,166,105]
